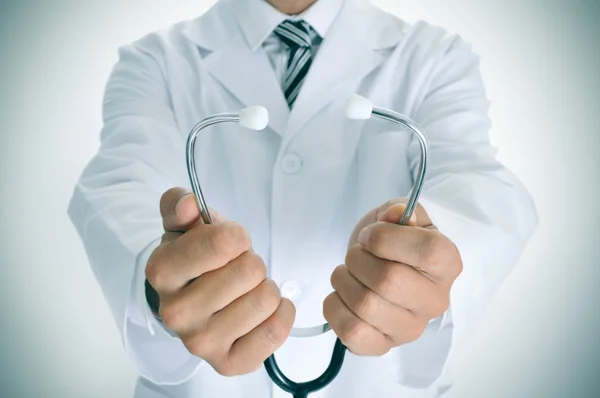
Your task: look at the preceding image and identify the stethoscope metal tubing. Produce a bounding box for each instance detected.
[371,106,429,225]
[288,106,430,339]
[185,105,430,397]
[186,113,240,225]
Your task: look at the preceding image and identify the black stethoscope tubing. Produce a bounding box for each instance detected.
[264,338,347,398]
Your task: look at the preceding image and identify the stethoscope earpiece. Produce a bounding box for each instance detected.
[345,93,374,120]
[239,105,269,131]
[185,95,430,397]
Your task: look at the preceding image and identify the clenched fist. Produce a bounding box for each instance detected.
[145,188,295,376]
[324,199,463,355]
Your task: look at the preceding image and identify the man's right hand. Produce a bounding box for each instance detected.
[145,187,295,376]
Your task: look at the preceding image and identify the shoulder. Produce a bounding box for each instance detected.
[127,1,237,56]
[118,20,198,62]
[116,1,233,65]
[385,15,483,84]
[380,10,478,62]
[361,2,480,66]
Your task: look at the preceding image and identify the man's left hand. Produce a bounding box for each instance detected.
[323,199,463,356]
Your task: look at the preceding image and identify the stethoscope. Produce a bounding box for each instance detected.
[186,94,430,398]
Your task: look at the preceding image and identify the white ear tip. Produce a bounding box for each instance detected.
[345,94,373,120]
[239,106,269,130]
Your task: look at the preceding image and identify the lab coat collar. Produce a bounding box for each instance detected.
[183,0,403,52]
[181,0,290,135]
[182,0,405,136]
[235,0,287,51]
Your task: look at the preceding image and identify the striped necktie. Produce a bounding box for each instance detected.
[274,20,314,108]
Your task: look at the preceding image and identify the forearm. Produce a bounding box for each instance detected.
[387,33,538,387]
[68,38,203,383]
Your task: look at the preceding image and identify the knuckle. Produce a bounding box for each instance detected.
[229,222,252,250]
[251,282,281,317]
[211,223,251,258]
[159,299,187,331]
[419,231,439,262]
[403,322,426,343]
[377,264,416,300]
[344,245,362,268]
[354,290,380,318]
[234,253,267,282]
[206,226,232,256]
[144,262,159,288]
[330,265,346,289]
[339,318,367,346]
[246,360,264,374]
[427,290,450,318]
[225,353,262,377]
[374,262,403,297]
[367,225,387,251]
[264,316,289,347]
[419,232,444,265]
[186,330,223,360]
[145,249,167,288]
[450,244,464,278]
[425,231,452,263]
[212,358,237,377]
[431,295,450,318]
[322,293,337,321]
[186,335,209,359]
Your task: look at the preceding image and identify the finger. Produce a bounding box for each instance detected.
[209,279,280,344]
[159,252,268,335]
[357,220,455,279]
[161,231,182,244]
[146,222,252,294]
[323,292,390,356]
[160,187,197,232]
[160,188,225,233]
[330,265,416,338]
[226,298,295,375]
[345,246,445,317]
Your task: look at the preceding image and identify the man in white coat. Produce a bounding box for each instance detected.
[68,0,538,397]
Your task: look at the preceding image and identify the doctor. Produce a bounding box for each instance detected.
[68,0,537,397]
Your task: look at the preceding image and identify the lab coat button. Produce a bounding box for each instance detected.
[281,153,303,174]
[280,281,301,300]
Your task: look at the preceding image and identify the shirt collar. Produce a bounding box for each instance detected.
[234,0,345,51]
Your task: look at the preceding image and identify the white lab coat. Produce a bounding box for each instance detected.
[68,0,537,397]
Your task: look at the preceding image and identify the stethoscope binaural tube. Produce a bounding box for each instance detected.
[185,95,430,397]
[287,94,430,340]
[186,106,270,224]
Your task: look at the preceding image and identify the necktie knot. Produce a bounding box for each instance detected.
[273,20,315,108]
[274,20,313,50]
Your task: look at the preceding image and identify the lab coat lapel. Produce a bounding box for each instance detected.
[183,1,289,136]
[284,0,386,138]
[203,44,289,136]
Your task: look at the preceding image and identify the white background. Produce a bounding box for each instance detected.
[0,1,598,397]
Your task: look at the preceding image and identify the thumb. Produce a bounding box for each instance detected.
[160,187,224,232]
[377,203,418,226]
[376,200,434,228]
